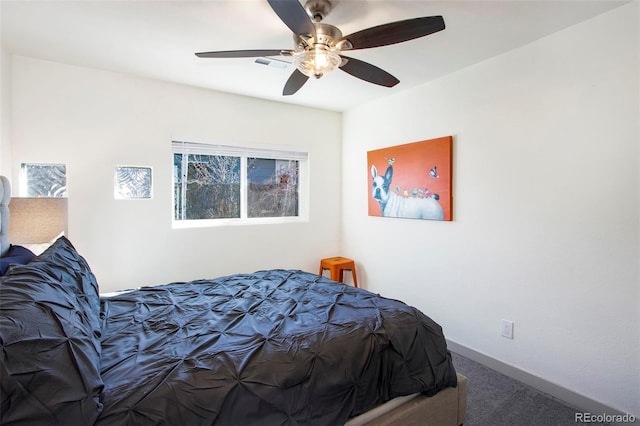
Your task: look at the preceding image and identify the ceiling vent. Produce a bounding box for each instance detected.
[254,57,289,69]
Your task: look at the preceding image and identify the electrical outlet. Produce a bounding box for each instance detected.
[501,319,514,339]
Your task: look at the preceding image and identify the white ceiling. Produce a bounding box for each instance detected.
[0,0,627,112]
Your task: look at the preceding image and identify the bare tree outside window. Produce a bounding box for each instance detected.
[172,141,307,224]
[247,158,299,218]
[174,153,240,220]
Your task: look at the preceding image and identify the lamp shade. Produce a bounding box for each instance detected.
[8,197,68,244]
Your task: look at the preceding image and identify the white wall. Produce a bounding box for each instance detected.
[342,2,639,417]
[0,47,11,174]
[0,0,11,173]
[10,56,342,291]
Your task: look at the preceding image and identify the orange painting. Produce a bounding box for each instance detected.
[367,136,452,221]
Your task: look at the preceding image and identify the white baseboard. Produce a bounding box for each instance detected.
[446,339,637,424]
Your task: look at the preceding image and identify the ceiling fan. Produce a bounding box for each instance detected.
[195,0,445,96]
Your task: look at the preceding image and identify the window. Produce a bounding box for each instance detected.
[20,163,67,197]
[172,141,308,226]
[247,158,299,218]
[114,166,153,200]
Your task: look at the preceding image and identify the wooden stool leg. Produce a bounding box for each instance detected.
[331,267,340,282]
[351,266,358,288]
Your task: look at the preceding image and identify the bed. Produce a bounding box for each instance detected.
[0,176,466,425]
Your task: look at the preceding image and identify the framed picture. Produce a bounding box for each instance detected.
[367,136,452,221]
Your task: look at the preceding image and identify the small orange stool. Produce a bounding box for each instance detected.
[319,257,358,287]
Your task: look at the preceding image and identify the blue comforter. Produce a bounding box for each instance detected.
[1,237,457,425]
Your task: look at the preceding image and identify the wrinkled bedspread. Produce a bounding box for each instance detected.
[97,269,457,426]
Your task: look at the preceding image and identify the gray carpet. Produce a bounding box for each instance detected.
[450,352,617,426]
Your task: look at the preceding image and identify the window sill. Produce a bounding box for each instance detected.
[172,215,308,229]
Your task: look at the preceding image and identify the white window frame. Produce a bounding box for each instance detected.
[172,141,309,228]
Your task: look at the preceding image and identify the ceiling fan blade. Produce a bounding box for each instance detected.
[339,56,399,87]
[195,49,290,58]
[267,0,316,38]
[339,16,445,50]
[283,69,309,96]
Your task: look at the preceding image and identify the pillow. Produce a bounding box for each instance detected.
[16,231,66,256]
[0,237,103,424]
[0,244,35,275]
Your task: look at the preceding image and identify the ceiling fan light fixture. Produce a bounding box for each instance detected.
[293,46,341,79]
[197,1,446,96]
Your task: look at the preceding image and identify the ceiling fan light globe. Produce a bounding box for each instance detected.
[293,48,341,78]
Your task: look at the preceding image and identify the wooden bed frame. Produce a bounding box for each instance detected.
[0,175,467,425]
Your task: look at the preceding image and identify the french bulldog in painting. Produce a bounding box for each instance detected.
[371,165,444,220]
